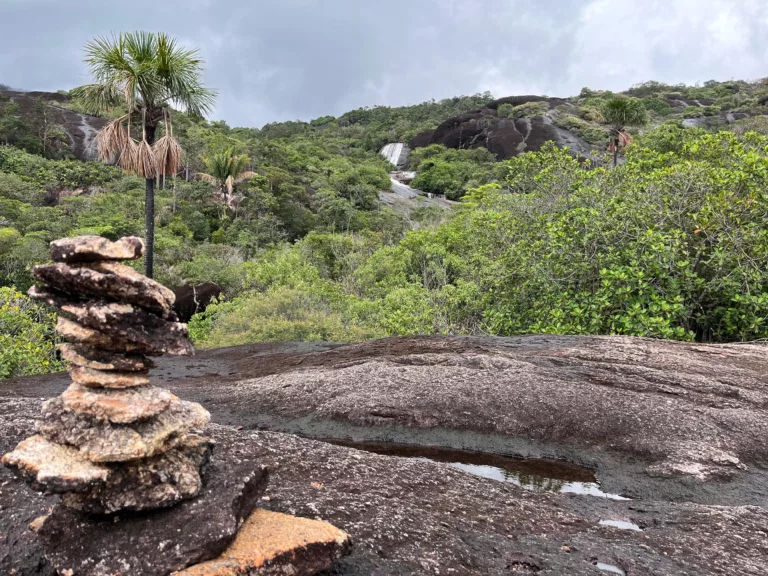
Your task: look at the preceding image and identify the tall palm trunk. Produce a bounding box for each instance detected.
[613,136,619,168]
[144,123,157,278]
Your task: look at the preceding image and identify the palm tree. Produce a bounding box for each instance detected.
[601,96,648,167]
[73,32,216,278]
[197,150,256,216]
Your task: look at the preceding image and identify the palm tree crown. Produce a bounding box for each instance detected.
[75,32,216,123]
[601,96,648,166]
[198,150,257,213]
[74,32,216,278]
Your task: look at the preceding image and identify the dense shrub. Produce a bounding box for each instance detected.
[0,287,62,378]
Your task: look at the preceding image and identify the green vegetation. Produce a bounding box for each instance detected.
[194,130,768,347]
[3,75,768,378]
[0,287,61,378]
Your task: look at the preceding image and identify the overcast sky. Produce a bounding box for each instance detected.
[1,0,767,127]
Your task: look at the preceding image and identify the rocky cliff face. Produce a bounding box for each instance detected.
[0,90,106,161]
[410,93,764,160]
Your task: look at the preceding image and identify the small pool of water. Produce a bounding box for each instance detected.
[596,563,626,575]
[327,440,628,500]
[599,519,642,531]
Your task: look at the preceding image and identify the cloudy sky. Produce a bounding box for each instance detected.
[1,0,767,127]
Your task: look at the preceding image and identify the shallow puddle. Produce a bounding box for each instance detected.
[327,440,628,500]
[596,562,626,575]
[599,519,642,531]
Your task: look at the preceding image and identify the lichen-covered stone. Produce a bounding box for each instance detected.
[57,316,154,354]
[38,397,210,462]
[69,365,149,389]
[61,435,213,513]
[32,286,192,355]
[176,509,352,576]
[1,435,109,493]
[36,438,269,576]
[62,383,175,423]
[50,235,143,263]
[32,260,176,318]
[58,343,155,372]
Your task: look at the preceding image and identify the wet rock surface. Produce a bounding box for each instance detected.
[3,415,767,575]
[37,433,268,575]
[134,335,767,507]
[3,335,768,574]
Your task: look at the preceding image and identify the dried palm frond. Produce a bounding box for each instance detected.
[233,171,257,184]
[135,140,157,179]
[117,136,140,172]
[196,173,218,184]
[96,117,130,163]
[153,135,182,176]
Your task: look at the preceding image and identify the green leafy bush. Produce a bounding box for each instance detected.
[0,287,62,378]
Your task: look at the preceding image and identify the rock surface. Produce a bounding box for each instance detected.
[68,365,149,388]
[38,397,210,462]
[173,282,224,323]
[58,343,155,372]
[62,383,176,423]
[60,435,213,513]
[1,435,109,492]
[176,508,352,576]
[411,97,593,160]
[3,336,768,574]
[31,286,192,355]
[32,261,176,319]
[50,235,143,263]
[35,435,269,575]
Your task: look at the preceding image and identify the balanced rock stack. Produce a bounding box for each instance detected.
[2,235,212,514]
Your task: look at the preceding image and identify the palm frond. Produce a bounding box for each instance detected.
[135,139,156,178]
[153,135,182,176]
[95,117,130,163]
[233,171,257,184]
[196,172,218,184]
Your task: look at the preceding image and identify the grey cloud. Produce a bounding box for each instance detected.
[1,0,766,127]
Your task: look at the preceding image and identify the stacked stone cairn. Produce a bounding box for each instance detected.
[2,236,212,514]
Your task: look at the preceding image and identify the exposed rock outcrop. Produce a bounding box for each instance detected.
[2,235,210,514]
[411,98,593,160]
[173,282,223,323]
[0,90,107,161]
[379,142,411,170]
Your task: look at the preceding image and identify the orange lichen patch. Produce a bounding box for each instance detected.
[174,509,351,576]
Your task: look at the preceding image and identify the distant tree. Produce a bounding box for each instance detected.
[73,31,216,278]
[0,101,24,144]
[198,149,256,216]
[601,96,648,166]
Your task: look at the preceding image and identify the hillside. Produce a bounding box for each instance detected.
[2,79,768,378]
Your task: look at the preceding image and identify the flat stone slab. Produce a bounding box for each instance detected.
[37,437,269,576]
[50,235,143,263]
[175,509,351,576]
[62,383,175,423]
[1,435,109,493]
[38,397,210,462]
[32,261,175,319]
[61,435,213,513]
[59,343,155,372]
[69,365,149,389]
[32,286,192,356]
[57,317,156,355]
